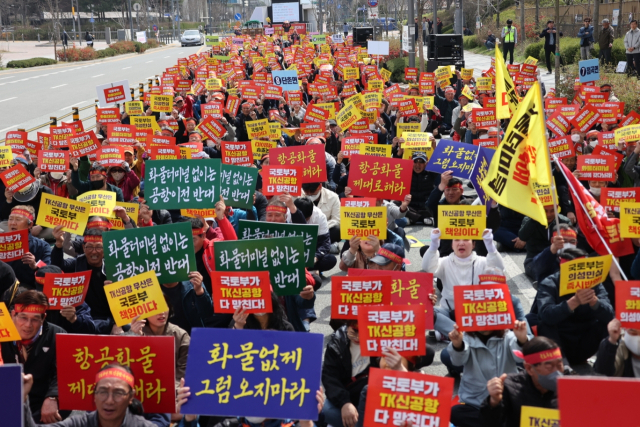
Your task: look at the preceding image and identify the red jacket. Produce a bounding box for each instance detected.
[107,170,140,202]
[202,216,237,276]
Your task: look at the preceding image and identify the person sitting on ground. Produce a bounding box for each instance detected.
[594,318,640,377]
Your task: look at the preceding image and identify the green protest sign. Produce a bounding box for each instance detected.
[103,222,197,285]
[205,35,219,46]
[238,220,319,268]
[212,55,231,62]
[311,35,327,45]
[144,159,220,210]
[214,237,306,296]
[220,164,257,210]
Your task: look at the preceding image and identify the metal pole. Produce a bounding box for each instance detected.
[128,0,135,40]
[555,0,559,88]
[433,0,438,34]
[177,0,181,36]
[520,0,524,42]
[172,0,176,38]
[408,0,415,66]
[77,0,82,45]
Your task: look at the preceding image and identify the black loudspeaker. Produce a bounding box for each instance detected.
[426,60,465,72]
[427,34,464,60]
[353,27,374,47]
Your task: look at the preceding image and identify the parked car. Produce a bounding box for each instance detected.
[180,30,204,46]
[377,18,398,31]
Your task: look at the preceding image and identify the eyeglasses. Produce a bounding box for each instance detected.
[95,389,131,402]
[84,245,104,252]
[15,314,44,325]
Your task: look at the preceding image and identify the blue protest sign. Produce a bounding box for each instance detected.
[235,13,242,20]
[469,147,495,215]
[425,139,478,179]
[182,328,323,420]
[272,70,300,92]
[579,58,599,83]
[0,365,23,427]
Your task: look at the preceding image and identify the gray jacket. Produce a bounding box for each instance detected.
[24,402,165,427]
[448,331,524,408]
[624,28,640,54]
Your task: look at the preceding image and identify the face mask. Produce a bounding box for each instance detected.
[536,369,562,392]
[91,179,104,190]
[50,172,64,181]
[571,134,581,143]
[347,327,359,343]
[590,187,601,197]
[589,139,598,147]
[111,172,125,181]
[245,417,266,424]
[623,332,640,355]
[306,192,320,201]
[479,134,489,139]
[563,243,576,250]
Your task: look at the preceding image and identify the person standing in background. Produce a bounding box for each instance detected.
[501,20,517,64]
[599,19,614,65]
[578,17,594,59]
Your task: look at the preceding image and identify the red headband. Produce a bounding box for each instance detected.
[95,368,135,388]
[192,227,205,236]
[447,183,463,189]
[478,274,506,284]
[513,348,562,365]
[11,209,34,222]
[266,205,287,214]
[35,276,46,285]
[83,235,103,243]
[377,247,403,265]
[87,221,113,230]
[14,304,47,314]
[553,229,577,240]
[90,170,107,177]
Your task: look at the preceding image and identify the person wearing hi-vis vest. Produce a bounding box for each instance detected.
[501,20,517,65]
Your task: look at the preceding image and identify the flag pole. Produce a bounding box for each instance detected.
[553,156,628,281]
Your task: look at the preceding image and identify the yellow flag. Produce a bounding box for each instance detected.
[482,82,552,226]
[494,45,519,119]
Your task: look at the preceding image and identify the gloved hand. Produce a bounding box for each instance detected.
[122,161,130,173]
[483,229,497,253]
[428,228,441,252]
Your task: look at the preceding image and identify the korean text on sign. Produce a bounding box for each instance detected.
[211,271,273,314]
[104,270,169,326]
[331,276,392,319]
[453,284,516,332]
[43,271,91,309]
[558,254,612,296]
[56,334,175,413]
[438,206,486,240]
[364,368,453,427]
[261,166,303,196]
[36,193,91,235]
[358,305,426,357]
[348,154,412,201]
[615,280,640,328]
[182,328,322,420]
[0,229,28,262]
[340,206,388,241]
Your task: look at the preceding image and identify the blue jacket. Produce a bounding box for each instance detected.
[168,280,218,334]
[284,293,316,332]
[578,25,595,46]
[45,302,114,335]
[529,246,560,285]
[7,234,51,288]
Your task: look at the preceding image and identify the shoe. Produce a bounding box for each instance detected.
[329,242,340,254]
[546,71,553,75]
[423,217,434,226]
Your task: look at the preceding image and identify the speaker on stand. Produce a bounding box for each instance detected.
[353,27,374,47]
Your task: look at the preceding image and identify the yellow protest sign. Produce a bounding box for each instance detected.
[461,68,474,80]
[402,132,433,150]
[462,103,482,113]
[0,302,21,342]
[520,406,559,427]
[0,146,13,169]
[363,92,383,110]
[615,124,640,144]
[180,208,217,218]
[179,146,193,159]
[206,78,223,91]
[336,104,363,131]
[397,122,421,138]
[344,93,364,111]
[104,270,169,327]
[368,79,384,92]
[524,56,539,65]
[476,77,493,91]
[380,68,392,82]
[402,146,433,160]
[77,191,117,218]
[359,143,391,157]
[36,193,91,235]
[340,206,387,240]
[131,116,161,133]
[559,254,612,296]
[124,101,144,116]
[423,96,434,111]
[110,201,139,230]
[149,95,173,113]
[532,180,558,208]
[620,202,640,237]
[438,206,486,240]
[344,67,360,80]
[251,140,277,160]
[435,66,452,82]
[246,118,269,139]
[462,85,474,100]
[315,102,337,119]
[269,122,282,140]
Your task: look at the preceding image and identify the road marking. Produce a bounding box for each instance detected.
[92,74,105,78]
[51,84,67,89]
[146,60,153,63]
[122,66,132,69]
[164,56,170,58]
[0,76,15,80]
[0,97,17,103]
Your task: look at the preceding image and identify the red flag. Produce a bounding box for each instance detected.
[559,162,633,257]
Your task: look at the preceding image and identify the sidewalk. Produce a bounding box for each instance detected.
[0,40,113,64]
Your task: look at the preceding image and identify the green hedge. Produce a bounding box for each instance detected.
[383,57,428,83]
[96,48,118,58]
[529,38,628,66]
[6,57,57,68]
[463,35,481,49]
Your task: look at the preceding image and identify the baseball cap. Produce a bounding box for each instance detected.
[13,155,28,166]
[328,119,338,126]
[175,96,184,102]
[124,148,134,155]
[412,151,428,162]
[369,244,411,266]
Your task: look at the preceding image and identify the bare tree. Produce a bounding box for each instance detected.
[43,0,63,59]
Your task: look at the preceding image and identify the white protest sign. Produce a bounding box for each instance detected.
[96,80,132,107]
[136,31,147,43]
[368,41,389,56]
[332,33,344,43]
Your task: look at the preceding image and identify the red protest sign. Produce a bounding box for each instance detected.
[470,108,498,128]
[341,197,376,207]
[43,271,91,309]
[620,110,640,127]
[304,105,330,123]
[271,145,327,183]
[364,368,454,427]
[261,166,303,196]
[348,154,412,201]
[225,95,241,116]
[300,122,327,138]
[201,102,224,119]
[548,136,576,160]
[453,284,516,332]
[107,124,137,145]
[556,104,580,120]
[56,334,175,413]
[97,146,126,168]
[0,164,36,193]
[221,141,253,166]
[0,230,29,262]
[546,111,572,137]
[175,79,192,91]
[341,134,378,157]
[597,103,620,125]
[571,104,601,132]
[330,275,392,320]
[601,188,640,213]
[149,135,176,147]
[264,84,283,100]
[197,115,227,140]
[24,139,42,157]
[473,138,499,149]
[68,131,101,158]
[50,125,74,149]
[103,84,127,104]
[616,280,640,328]
[241,84,262,101]
[210,271,273,314]
[577,155,616,181]
[38,150,69,173]
[286,91,303,106]
[96,107,121,124]
[404,67,418,81]
[147,147,182,160]
[598,131,617,150]
[592,145,624,169]
[6,131,27,154]
[358,304,426,356]
[398,98,419,117]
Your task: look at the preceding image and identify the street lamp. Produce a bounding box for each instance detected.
[90,4,95,34]
[9,5,13,26]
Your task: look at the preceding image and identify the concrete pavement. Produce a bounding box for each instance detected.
[0,40,116,64]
